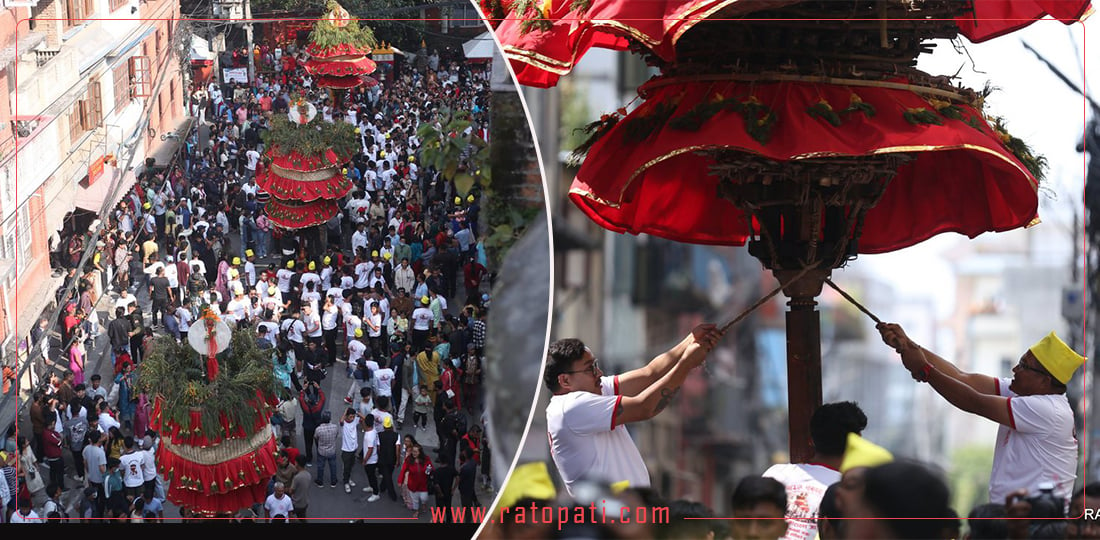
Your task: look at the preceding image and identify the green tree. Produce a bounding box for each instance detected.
[416,107,488,198]
[949,444,994,526]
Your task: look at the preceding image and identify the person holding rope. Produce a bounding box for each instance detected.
[877,323,1082,504]
[543,324,722,496]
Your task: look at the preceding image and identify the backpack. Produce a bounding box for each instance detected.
[449,411,467,438]
[67,419,88,452]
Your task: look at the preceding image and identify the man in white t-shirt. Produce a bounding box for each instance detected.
[118,438,146,498]
[879,324,1084,503]
[763,401,867,540]
[339,409,361,493]
[264,482,294,522]
[544,325,720,496]
[360,415,381,502]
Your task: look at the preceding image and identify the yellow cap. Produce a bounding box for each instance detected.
[268,286,277,295]
[408,156,415,163]
[840,433,894,473]
[342,168,348,175]
[497,462,556,510]
[308,261,316,270]
[355,328,363,338]
[454,196,461,205]
[229,269,239,278]
[1030,331,1085,384]
[380,151,386,157]
[371,250,379,258]
[383,252,392,260]
[382,417,393,429]
[354,128,361,134]
[467,194,475,203]
[233,257,241,265]
[323,256,331,265]
[421,296,430,305]
[286,260,294,269]
[143,202,151,209]
[245,249,254,257]
[385,133,391,140]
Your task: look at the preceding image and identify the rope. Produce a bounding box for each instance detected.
[719,264,818,335]
[824,278,882,325]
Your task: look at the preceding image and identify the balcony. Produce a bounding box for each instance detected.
[34,49,58,67]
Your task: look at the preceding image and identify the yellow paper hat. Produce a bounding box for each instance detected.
[840,433,894,473]
[323,256,331,265]
[233,257,241,265]
[286,260,294,269]
[355,328,363,338]
[421,295,430,305]
[383,417,392,429]
[371,250,379,258]
[268,286,277,295]
[308,261,316,270]
[245,249,254,257]
[354,128,361,134]
[383,252,392,260]
[408,156,415,163]
[1030,331,1085,384]
[454,196,461,205]
[497,462,556,510]
[467,194,475,203]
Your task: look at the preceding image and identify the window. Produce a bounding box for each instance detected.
[129,55,150,98]
[112,61,130,111]
[109,0,127,12]
[68,101,84,143]
[16,203,31,271]
[64,0,94,28]
[451,4,484,27]
[84,77,102,129]
[3,231,14,261]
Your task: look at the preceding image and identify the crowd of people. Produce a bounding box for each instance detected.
[4,32,497,524]
[495,325,1094,539]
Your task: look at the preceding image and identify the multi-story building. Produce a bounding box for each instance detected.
[3,0,187,358]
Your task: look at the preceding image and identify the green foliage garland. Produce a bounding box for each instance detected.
[308,1,377,51]
[988,116,1048,183]
[263,114,358,161]
[139,328,278,440]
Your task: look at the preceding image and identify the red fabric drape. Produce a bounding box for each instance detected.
[569,78,1038,253]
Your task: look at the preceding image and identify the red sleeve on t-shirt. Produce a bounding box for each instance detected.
[1006,397,1016,430]
[613,375,620,395]
[610,395,623,430]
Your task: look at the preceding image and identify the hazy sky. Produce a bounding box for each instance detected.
[850,18,1092,319]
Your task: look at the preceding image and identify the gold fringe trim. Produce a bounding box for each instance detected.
[161,425,274,466]
[639,74,976,105]
[583,142,1039,206]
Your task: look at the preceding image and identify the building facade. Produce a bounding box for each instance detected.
[4,0,186,356]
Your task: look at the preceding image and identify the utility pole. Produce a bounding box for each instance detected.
[244,0,255,83]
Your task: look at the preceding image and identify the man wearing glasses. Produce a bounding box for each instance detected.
[878,323,1083,504]
[544,324,722,496]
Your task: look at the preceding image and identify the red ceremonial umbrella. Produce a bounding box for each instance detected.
[569,76,1040,253]
[258,165,352,203]
[491,0,1091,88]
[264,198,340,229]
[360,75,379,88]
[150,393,280,516]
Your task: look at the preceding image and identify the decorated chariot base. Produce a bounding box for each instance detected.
[140,308,280,516]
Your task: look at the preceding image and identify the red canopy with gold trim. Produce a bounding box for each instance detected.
[568,77,1039,253]
[265,198,340,230]
[490,0,1091,88]
[258,164,352,202]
